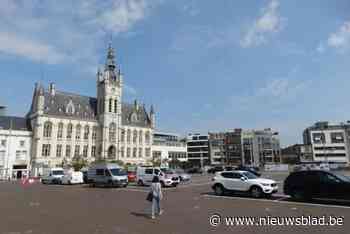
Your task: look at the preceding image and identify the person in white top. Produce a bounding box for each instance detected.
[150,176,163,219]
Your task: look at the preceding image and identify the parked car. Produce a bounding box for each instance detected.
[41,167,65,184]
[88,163,128,187]
[127,171,137,183]
[136,166,180,187]
[82,170,88,184]
[61,171,84,185]
[207,166,224,174]
[235,165,261,177]
[284,170,350,201]
[212,170,278,198]
[185,167,203,174]
[174,169,191,182]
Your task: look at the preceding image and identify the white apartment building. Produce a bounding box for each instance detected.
[303,122,350,165]
[0,116,32,180]
[242,129,281,167]
[152,132,187,167]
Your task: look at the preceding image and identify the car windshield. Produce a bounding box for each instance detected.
[175,169,184,173]
[52,170,64,175]
[334,173,350,182]
[110,168,127,176]
[242,171,258,179]
[161,168,174,174]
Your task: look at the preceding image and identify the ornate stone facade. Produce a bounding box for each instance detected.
[27,44,155,175]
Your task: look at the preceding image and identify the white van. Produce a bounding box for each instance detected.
[136,166,180,187]
[61,171,84,185]
[41,167,64,184]
[88,163,128,187]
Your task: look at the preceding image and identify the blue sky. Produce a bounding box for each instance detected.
[1,0,350,146]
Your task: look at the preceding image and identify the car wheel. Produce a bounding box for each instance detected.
[137,180,144,186]
[250,186,263,198]
[291,189,309,201]
[214,184,225,196]
[160,181,165,188]
[108,181,114,188]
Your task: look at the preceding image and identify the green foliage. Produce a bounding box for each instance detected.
[69,155,89,171]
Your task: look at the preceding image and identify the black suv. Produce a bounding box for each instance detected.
[284,170,350,201]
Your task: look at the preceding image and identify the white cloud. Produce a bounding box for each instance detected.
[240,0,285,48]
[0,32,66,64]
[95,0,148,33]
[327,21,350,52]
[0,0,161,65]
[233,76,310,112]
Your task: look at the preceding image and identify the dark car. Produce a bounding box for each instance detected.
[284,170,350,201]
[82,171,88,184]
[207,166,224,174]
[235,165,261,177]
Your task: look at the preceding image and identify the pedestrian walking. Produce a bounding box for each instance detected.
[148,176,163,219]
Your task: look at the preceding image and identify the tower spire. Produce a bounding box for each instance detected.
[106,43,116,71]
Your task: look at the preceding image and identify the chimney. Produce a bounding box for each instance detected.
[49,83,56,96]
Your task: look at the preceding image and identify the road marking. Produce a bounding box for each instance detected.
[119,188,148,193]
[202,194,350,209]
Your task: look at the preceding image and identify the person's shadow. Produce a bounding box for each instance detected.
[130,212,151,219]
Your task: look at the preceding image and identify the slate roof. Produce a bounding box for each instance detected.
[0,116,31,131]
[40,91,151,128]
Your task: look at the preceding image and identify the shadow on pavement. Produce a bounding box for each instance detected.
[130,212,152,219]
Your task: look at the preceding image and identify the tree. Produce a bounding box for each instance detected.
[70,155,89,171]
[169,159,181,169]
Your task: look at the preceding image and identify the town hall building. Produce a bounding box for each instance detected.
[27,44,155,175]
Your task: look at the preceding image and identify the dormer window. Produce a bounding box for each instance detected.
[131,113,138,123]
[66,100,75,115]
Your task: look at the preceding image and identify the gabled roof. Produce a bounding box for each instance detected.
[43,91,97,120]
[35,90,151,128]
[0,116,31,131]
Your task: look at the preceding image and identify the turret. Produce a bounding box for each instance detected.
[150,105,155,129]
[37,84,45,114]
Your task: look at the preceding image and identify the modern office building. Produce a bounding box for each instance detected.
[242,129,281,167]
[209,129,244,165]
[225,129,243,165]
[0,116,32,180]
[187,133,210,167]
[208,132,225,165]
[152,131,187,167]
[281,144,313,164]
[303,121,350,165]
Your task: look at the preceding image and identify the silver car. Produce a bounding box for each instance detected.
[174,169,191,182]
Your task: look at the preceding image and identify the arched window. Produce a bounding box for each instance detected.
[109,123,116,142]
[109,98,113,112]
[133,130,137,143]
[127,129,131,143]
[139,130,143,144]
[43,121,52,138]
[120,129,125,143]
[76,124,81,140]
[145,131,150,144]
[84,125,90,140]
[67,123,73,139]
[57,123,63,139]
[92,126,97,140]
[114,99,118,113]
